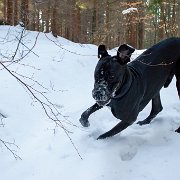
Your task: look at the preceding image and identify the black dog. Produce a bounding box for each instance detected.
[80,38,180,139]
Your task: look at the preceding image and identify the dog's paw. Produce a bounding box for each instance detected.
[137,119,151,126]
[175,127,180,133]
[97,132,110,140]
[97,134,105,140]
[137,121,145,126]
[79,117,90,127]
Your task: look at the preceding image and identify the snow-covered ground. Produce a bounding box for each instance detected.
[0,26,180,180]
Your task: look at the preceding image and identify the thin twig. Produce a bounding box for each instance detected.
[0,61,83,159]
[11,28,25,61]
[0,27,83,160]
[12,31,40,63]
[44,33,96,57]
[137,60,175,66]
[0,138,22,160]
[15,36,39,57]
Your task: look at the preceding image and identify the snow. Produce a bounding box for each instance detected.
[122,8,138,15]
[0,25,180,180]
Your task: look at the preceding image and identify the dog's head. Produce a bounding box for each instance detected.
[92,44,135,106]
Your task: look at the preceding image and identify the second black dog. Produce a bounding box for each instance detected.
[80,38,180,139]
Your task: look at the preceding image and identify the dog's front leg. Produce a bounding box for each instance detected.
[79,103,103,127]
[97,121,130,140]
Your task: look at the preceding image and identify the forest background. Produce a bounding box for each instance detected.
[1,0,180,49]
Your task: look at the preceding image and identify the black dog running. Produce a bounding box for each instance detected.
[80,38,180,139]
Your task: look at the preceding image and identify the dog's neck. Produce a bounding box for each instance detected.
[112,67,132,99]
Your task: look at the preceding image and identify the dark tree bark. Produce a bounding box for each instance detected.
[7,0,13,25]
[126,12,137,48]
[3,0,7,23]
[1,0,180,49]
[36,7,40,31]
[45,0,51,33]
[30,0,36,31]
[105,0,110,46]
[138,19,144,49]
[20,0,29,27]
[177,0,180,36]
[71,1,81,42]
[14,0,18,25]
[51,0,59,37]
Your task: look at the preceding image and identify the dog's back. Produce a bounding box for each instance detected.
[128,38,180,108]
[131,38,180,72]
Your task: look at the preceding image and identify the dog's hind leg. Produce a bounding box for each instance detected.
[79,103,103,127]
[137,92,163,125]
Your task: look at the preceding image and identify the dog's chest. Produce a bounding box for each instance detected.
[109,95,138,123]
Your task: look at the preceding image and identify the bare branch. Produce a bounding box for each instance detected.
[15,36,39,58]
[137,59,175,66]
[11,31,40,63]
[44,33,96,57]
[11,27,25,61]
[0,57,83,160]
[0,138,22,160]
[0,112,7,119]
[0,27,83,160]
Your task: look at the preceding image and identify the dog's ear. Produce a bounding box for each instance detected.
[117,44,135,64]
[98,44,109,59]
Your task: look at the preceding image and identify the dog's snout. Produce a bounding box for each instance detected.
[92,89,105,100]
[92,84,111,104]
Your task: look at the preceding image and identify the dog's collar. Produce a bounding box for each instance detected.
[112,68,132,99]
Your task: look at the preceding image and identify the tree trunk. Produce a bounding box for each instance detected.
[125,0,138,48]
[7,0,13,25]
[158,1,165,40]
[29,0,36,31]
[177,0,180,36]
[51,0,58,37]
[45,0,51,33]
[105,0,110,46]
[171,0,176,36]
[126,12,137,48]
[72,2,81,42]
[137,19,144,49]
[36,7,40,31]
[20,0,29,27]
[14,0,18,25]
[91,0,97,43]
[3,0,7,23]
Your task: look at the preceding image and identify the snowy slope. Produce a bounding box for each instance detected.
[0,26,180,180]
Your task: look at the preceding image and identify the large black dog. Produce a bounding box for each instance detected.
[80,38,180,140]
